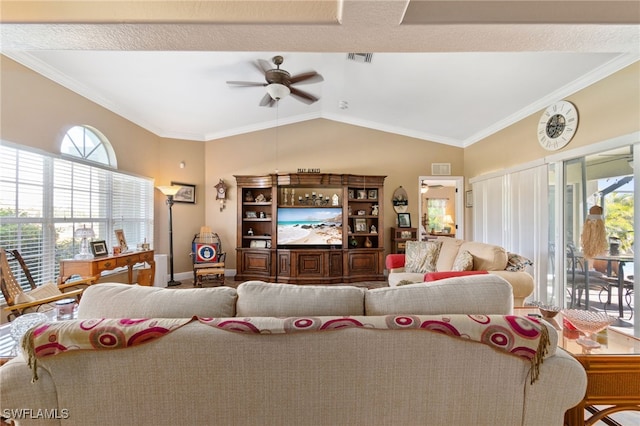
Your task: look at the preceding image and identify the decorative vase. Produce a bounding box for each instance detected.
[364,237,373,248]
[350,236,358,248]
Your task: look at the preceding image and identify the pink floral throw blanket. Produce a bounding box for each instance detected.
[23,315,549,383]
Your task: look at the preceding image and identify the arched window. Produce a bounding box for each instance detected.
[61,125,117,167]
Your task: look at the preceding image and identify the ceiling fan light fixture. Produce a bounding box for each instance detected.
[266,83,290,101]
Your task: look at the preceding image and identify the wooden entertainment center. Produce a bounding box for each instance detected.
[235,173,385,284]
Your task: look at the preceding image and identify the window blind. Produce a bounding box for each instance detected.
[0,143,153,298]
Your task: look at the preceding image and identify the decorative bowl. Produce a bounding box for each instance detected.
[561,309,615,349]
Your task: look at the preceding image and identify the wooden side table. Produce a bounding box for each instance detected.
[59,250,155,286]
[515,307,640,425]
[563,339,640,425]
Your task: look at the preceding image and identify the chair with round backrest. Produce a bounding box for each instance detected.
[0,248,95,321]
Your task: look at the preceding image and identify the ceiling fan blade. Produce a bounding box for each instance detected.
[257,59,272,74]
[226,81,266,87]
[289,71,324,85]
[290,87,319,105]
[259,92,276,107]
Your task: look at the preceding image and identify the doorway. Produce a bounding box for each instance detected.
[417,176,464,241]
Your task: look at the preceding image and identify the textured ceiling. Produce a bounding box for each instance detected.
[1,0,639,146]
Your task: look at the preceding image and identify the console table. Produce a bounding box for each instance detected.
[59,250,155,286]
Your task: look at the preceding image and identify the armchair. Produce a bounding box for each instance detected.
[0,248,95,321]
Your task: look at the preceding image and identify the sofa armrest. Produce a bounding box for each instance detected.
[385,254,405,270]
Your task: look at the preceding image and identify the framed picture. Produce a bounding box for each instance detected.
[354,218,367,233]
[357,190,367,200]
[114,229,128,252]
[171,181,196,204]
[90,240,108,257]
[398,213,411,228]
[465,190,473,208]
[245,211,257,218]
[368,189,377,200]
[348,189,355,199]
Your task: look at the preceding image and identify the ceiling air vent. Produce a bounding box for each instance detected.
[431,163,451,176]
[347,53,373,63]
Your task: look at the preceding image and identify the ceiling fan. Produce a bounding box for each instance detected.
[421,180,444,193]
[226,55,323,107]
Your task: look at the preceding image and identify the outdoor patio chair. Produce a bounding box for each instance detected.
[0,248,95,321]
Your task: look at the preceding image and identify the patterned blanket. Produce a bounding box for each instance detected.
[23,315,549,383]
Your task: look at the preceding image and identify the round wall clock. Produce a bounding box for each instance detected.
[537,100,579,151]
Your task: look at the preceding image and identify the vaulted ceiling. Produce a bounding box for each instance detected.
[1,1,638,147]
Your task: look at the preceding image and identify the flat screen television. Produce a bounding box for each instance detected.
[277,208,342,247]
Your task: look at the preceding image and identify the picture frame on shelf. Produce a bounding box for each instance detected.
[398,213,411,228]
[348,189,355,199]
[245,211,257,218]
[171,181,196,204]
[465,190,473,208]
[90,240,108,257]
[368,189,377,199]
[354,218,367,233]
[401,230,412,239]
[357,190,367,200]
[114,229,128,252]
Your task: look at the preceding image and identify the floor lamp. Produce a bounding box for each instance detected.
[157,185,182,287]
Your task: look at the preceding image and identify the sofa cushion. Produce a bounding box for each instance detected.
[423,270,488,282]
[404,241,442,273]
[451,249,473,271]
[236,281,366,316]
[459,241,508,271]
[77,283,237,318]
[365,275,513,315]
[435,237,465,271]
[27,282,62,299]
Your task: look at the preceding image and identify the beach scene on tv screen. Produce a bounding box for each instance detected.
[277,208,342,245]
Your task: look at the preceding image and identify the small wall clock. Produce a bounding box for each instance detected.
[537,100,579,151]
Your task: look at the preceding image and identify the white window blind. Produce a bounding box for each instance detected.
[0,143,153,296]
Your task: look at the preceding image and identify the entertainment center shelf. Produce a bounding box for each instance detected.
[235,173,385,284]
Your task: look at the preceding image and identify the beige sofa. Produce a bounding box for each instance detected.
[1,278,585,426]
[386,237,535,306]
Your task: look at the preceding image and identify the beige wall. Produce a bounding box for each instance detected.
[464,62,640,179]
[1,55,464,275]
[1,56,206,277]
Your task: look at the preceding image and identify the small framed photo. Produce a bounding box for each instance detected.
[357,190,367,200]
[465,190,473,208]
[398,213,411,228]
[368,189,377,200]
[348,189,355,199]
[114,229,128,252]
[90,240,108,257]
[245,211,258,218]
[171,181,196,204]
[354,218,367,233]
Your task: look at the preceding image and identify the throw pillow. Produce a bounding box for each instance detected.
[404,241,442,273]
[506,252,533,272]
[27,282,62,299]
[423,270,488,282]
[451,249,474,271]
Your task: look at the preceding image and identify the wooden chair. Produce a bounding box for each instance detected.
[0,248,95,321]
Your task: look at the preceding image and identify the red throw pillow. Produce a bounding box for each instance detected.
[423,270,488,282]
